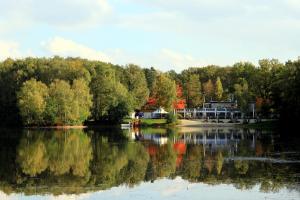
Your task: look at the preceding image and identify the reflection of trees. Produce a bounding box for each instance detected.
[92,137,128,187]
[47,130,92,177]
[233,178,256,190]
[0,129,299,195]
[215,151,224,175]
[260,180,283,193]
[17,133,48,176]
[17,130,92,177]
[120,143,149,186]
[204,156,214,174]
[181,145,203,181]
[234,160,249,175]
[92,137,149,188]
[148,142,177,179]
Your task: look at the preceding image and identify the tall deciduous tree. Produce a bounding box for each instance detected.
[72,79,93,124]
[17,79,49,125]
[46,80,75,125]
[215,77,224,101]
[203,79,214,101]
[152,74,177,111]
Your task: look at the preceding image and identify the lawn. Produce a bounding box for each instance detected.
[123,118,167,127]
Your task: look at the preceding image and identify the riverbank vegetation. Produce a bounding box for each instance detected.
[0,57,299,127]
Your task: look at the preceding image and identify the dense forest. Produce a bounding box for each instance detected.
[0,56,299,126]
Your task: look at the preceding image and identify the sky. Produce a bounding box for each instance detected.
[0,0,300,72]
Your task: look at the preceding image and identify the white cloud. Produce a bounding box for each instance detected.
[109,48,207,72]
[158,177,195,197]
[0,0,112,31]
[286,0,300,8]
[157,48,207,71]
[48,193,91,200]
[42,36,111,62]
[0,40,36,60]
[0,40,21,60]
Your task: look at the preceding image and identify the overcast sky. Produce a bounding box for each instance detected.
[0,0,299,72]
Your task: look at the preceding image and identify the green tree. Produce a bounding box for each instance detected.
[45,80,75,125]
[123,64,149,109]
[234,79,251,114]
[144,67,158,93]
[187,74,202,107]
[17,79,49,125]
[72,79,93,124]
[107,101,131,123]
[152,74,177,111]
[274,59,300,122]
[90,68,132,122]
[215,77,223,101]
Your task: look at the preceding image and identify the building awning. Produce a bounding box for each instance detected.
[152,107,168,114]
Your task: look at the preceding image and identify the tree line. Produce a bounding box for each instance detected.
[0,56,299,126]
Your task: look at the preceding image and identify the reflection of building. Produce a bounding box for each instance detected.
[143,134,168,145]
[172,129,257,154]
[133,128,259,157]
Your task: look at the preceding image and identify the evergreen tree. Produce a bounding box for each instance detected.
[187,74,202,107]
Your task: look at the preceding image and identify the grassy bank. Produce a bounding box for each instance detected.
[140,119,167,127]
[123,118,168,127]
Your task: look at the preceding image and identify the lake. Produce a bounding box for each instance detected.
[0,127,299,200]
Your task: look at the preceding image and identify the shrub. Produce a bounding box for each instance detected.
[166,113,178,124]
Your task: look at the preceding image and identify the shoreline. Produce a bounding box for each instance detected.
[177,119,278,129]
[7,119,278,130]
[25,125,87,129]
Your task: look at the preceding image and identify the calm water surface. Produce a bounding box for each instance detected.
[0,127,299,200]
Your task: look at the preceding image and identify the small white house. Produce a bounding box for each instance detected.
[143,111,153,119]
[152,107,168,118]
[141,107,169,119]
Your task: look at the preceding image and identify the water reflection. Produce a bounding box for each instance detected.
[17,130,92,177]
[0,127,299,196]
